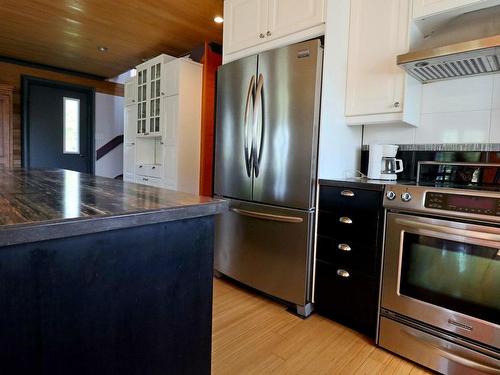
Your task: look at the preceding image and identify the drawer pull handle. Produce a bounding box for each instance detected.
[142,178,149,181]
[338,244,351,252]
[337,269,350,278]
[339,217,353,224]
[341,190,355,197]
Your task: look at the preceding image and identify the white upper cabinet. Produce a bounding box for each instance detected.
[412,0,500,19]
[223,0,268,55]
[267,0,325,40]
[345,0,421,126]
[124,77,136,107]
[223,0,325,56]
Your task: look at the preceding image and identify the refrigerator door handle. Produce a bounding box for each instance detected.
[252,74,264,177]
[244,76,255,178]
[231,208,304,223]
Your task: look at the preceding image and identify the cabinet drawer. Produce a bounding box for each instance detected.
[319,186,381,213]
[314,260,379,337]
[135,164,163,178]
[316,235,379,277]
[317,210,379,244]
[136,175,163,188]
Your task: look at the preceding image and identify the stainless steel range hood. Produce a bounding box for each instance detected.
[398,6,500,83]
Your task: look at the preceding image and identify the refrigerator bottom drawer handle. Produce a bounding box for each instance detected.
[231,208,304,223]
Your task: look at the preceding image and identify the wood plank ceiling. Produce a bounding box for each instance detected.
[0,0,223,78]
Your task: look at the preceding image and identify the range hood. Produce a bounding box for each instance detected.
[398,6,500,83]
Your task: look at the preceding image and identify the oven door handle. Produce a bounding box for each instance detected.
[395,218,500,245]
[403,329,500,374]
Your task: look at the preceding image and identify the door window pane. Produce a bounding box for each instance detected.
[400,233,500,324]
[63,97,80,154]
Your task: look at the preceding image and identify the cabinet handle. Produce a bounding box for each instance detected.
[338,244,352,252]
[394,101,401,108]
[337,269,350,278]
[161,92,165,95]
[259,33,265,38]
[339,217,353,224]
[152,166,156,169]
[132,99,136,103]
[142,178,149,181]
[341,190,355,197]
[160,141,165,145]
[266,30,272,37]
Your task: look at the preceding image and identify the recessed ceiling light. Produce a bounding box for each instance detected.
[214,16,224,24]
[97,46,108,53]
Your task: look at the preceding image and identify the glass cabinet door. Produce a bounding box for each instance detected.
[137,68,148,135]
[148,62,162,135]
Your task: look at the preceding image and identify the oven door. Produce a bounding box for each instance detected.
[382,212,500,349]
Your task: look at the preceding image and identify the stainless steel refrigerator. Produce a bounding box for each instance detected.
[214,39,323,317]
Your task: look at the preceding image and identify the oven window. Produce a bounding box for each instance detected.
[400,233,500,325]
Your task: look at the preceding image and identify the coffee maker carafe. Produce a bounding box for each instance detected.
[367,144,403,180]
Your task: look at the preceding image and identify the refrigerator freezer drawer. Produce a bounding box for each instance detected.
[215,199,314,306]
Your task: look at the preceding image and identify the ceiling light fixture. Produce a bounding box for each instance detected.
[97,46,108,53]
[214,16,224,24]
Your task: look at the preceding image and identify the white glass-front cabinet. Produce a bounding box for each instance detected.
[123,56,202,194]
[223,0,325,56]
[345,0,421,127]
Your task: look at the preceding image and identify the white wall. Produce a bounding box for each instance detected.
[363,73,500,145]
[318,0,363,179]
[95,93,124,178]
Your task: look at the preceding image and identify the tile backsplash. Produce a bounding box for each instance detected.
[362,73,500,145]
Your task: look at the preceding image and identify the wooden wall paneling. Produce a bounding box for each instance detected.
[0,61,123,167]
[0,84,14,167]
[199,43,222,197]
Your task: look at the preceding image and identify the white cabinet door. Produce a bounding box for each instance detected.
[163,60,179,97]
[161,96,178,146]
[345,0,410,118]
[123,105,137,182]
[267,0,324,40]
[223,0,268,55]
[413,0,486,18]
[124,77,136,107]
[123,144,135,182]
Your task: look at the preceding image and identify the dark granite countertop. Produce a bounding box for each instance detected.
[0,168,227,247]
[318,178,401,191]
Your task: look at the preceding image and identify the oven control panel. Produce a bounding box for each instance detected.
[425,192,500,217]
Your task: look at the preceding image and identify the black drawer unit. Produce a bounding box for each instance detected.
[315,260,379,337]
[315,181,385,339]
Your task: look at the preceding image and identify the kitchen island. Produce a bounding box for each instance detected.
[0,168,227,375]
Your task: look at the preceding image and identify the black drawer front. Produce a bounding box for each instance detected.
[317,210,379,244]
[314,260,378,338]
[316,235,378,277]
[319,186,382,213]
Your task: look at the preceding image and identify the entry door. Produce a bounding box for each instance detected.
[24,78,94,173]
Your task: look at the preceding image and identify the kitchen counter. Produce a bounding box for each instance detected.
[0,168,227,246]
[318,178,400,191]
[0,168,226,374]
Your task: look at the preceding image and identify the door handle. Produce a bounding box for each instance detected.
[231,208,303,223]
[252,74,264,178]
[244,76,255,178]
